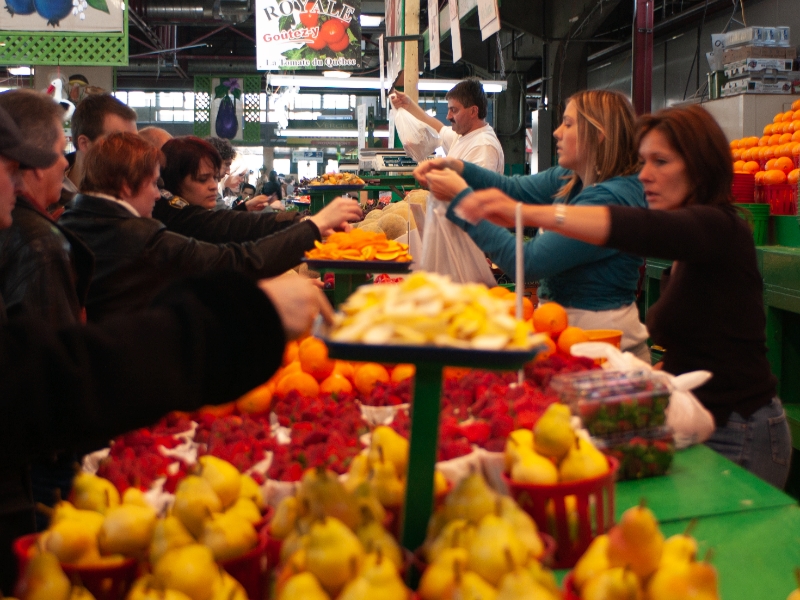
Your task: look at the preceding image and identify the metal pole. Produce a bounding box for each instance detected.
[632,0,654,115]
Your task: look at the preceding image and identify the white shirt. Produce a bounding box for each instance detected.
[439,123,505,173]
[90,192,141,217]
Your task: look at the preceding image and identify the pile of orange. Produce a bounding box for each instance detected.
[304,229,411,262]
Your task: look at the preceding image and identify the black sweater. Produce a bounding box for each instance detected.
[607,203,776,425]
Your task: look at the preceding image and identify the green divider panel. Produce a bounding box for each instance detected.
[193,76,212,139]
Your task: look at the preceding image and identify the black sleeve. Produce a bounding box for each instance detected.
[0,271,285,465]
[153,201,302,243]
[606,204,745,264]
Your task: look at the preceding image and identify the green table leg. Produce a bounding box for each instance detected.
[400,362,443,555]
[331,273,368,308]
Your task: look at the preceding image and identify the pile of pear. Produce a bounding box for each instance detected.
[505,403,610,485]
[418,471,561,600]
[572,502,720,600]
[269,466,413,600]
[14,551,99,600]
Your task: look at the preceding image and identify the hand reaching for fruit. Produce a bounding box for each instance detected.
[260,272,334,339]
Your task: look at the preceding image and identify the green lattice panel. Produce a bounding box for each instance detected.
[193,76,212,138]
[0,13,127,65]
[242,75,261,143]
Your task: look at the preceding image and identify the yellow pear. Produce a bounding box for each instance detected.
[787,568,800,600]
[660,521,698,567]
[42,519,100,564]
[496,566,560,600]
[607,501,664,580]
[270,495,299,539]
[434,470,449,496]
[16,551,71,600]
[278,518,312,564]
[226,497,262,525]
[305,516,365,597]
[72,472,120,515]
[149,515,195,565]
[198,510,258,561]
[126,574,193,600]
[647,558,719,600]
[343,453,371,493]
[369,451,405,508]
[355,510,404,570]
[238,474,265,510]
[98,503,157,557]
[504,429,535,471]
[122,487,150,508]
[48,501,105,534]
[558,438,609,482]
[209,572,248,600]
[510,446,559,485]
[351,480,388,525]
[197,455,241,510]
[368,426,409,477]
[442,471,498,525]
[583,567,642,600]
[426,519,475,563]
[496,496,543,559]
[444,567,498,600]
[298,467,360,529]
[524,559,561,597]
[418,548,470,600]
[533,403,575,461]
[152,544,221,600]
[276,573,331,600]
[573,534,611,591]
[68,585,97,600]
[466,513,529,586]
[172,475,222,538]
[338,550,408,600]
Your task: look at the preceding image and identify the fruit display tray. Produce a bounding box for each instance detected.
[303,258,413,273]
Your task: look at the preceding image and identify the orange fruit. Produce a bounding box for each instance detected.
[789,121,800,134]
[758,135,770,147]
[281,361,302,378]
[197,402,236,418]
[391,364,416,383]
[774,113,783,123]
[755,171,765,185]
[764,123,774,135]
[779,133,793,145]
[533,302,569,337]
[729,140,739,149]
[732,149,742,161]
[282,341,299,366]
[298,337,335,382]
[733,160,746,173]
[775,156,795,175]
[276,371,320,398]
[332,360,355,381]
[763,169,788,185]
[488,286,513,298]
[783,110,795,122]
[778,144,793,158]
[794,144,800,157]
[556,326,589,355]
[763,146,777,160]
[742,161,760,175]
[506,295,534,321]
[236,382,274,414]
[769,134,782,146]
[765,158,779,171]
[319,373,354,396]
[353,363,390,396]
[793,99,800,111]
[788,169,800,185]
[444,367,472,379]
[531,336,557,363]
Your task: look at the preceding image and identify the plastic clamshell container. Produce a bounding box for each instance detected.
[550,369,670,437]
[592,427,675,481]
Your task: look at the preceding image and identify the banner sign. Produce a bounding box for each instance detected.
[0,0,123,32]
[292,150,324,161]
[256,0,362,71]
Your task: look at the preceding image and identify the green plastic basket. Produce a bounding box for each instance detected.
[735,203,770,246]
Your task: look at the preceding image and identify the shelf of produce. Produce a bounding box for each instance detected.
[325,341,540,579]
[614,444,795,524]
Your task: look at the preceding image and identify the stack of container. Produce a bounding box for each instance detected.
[718,26,797,97]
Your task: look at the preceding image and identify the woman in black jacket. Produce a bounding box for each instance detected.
[60,132,362,322]
[261,169,283,200]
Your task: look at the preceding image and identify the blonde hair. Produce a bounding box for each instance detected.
[555,89,639,200]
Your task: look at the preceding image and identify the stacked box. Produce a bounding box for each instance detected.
[721,78,795,96]
[718,36,798,97]
[722,45,796,64]
[724,58,794,79]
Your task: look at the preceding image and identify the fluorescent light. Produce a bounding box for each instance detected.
[277,129,389,138]
[323,70,351,78]
[267,74,507,93]
[8,66,32,76]
[359,14,384,27]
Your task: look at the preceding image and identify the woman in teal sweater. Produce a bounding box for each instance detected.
[415,90,650,360]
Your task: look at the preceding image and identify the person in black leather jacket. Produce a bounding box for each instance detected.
[60,133,362,322]
[0,89,94,326]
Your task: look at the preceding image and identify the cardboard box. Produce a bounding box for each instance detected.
[723,27,770,48]
[724,58,795,78]
[721,77,794,96]
[723,45,796,63]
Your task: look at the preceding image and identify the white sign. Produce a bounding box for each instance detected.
[477,0,500,40]
[448,0,462,63]
[428,0,440,70]
[256,0,362,71]
[292,150,324,161]
[378,33,386,108]
[357,104,367,150]
[0,0,124,32]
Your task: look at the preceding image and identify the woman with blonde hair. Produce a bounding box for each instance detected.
[415,89,650,360]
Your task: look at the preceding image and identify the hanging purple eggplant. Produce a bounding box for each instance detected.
[214,78,242,140]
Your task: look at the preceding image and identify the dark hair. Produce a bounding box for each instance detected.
[242,183,256,192]
[445,77,488,120]
[81,132,164,198]
[0,89,64,156]
[204,136,236,161]
[160,136,223,195]
[268,170,278,183]
[71,93,137,142]
[636,105,733,207]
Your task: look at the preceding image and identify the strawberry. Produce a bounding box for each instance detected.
[459,421,491,445]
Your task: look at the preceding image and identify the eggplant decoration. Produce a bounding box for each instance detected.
[215,78,242,139]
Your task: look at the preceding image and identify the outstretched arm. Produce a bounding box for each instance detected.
[391,91,445,133]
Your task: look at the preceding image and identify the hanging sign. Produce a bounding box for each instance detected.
[428,0,440,70]
[477,0,500,40]
[0,0,123,32]
[256,0,362,70]
[292,150,324,161]
[357,104,367,149]
[448,0,462,63]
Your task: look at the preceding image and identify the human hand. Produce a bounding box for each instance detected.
[309,197,363,236]
[455,188,519,227]
[258,271,334,339]
[413,157,463,188]
[244,194,271,211]
[390,91,411,110]
[425,168,470,202]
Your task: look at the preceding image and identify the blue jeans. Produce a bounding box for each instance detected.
[704,397,792,489]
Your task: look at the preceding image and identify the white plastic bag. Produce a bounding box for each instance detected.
[569,342,716,449]
[393,107,441,162]
[419,194,497,285]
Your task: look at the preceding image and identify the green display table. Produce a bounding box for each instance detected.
[362,174,419,203]
[615,445,796,524]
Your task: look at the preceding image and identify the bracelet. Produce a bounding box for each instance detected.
[554,204,566,227]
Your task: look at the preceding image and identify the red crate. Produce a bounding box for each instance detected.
[755,183,798,215]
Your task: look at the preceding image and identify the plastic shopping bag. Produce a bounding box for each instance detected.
[419,194,497,285]
[569,342,716,449]
[393,107,441,162]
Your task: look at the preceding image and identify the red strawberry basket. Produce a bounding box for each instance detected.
[13,533,138,600]
[502,456,619,569]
